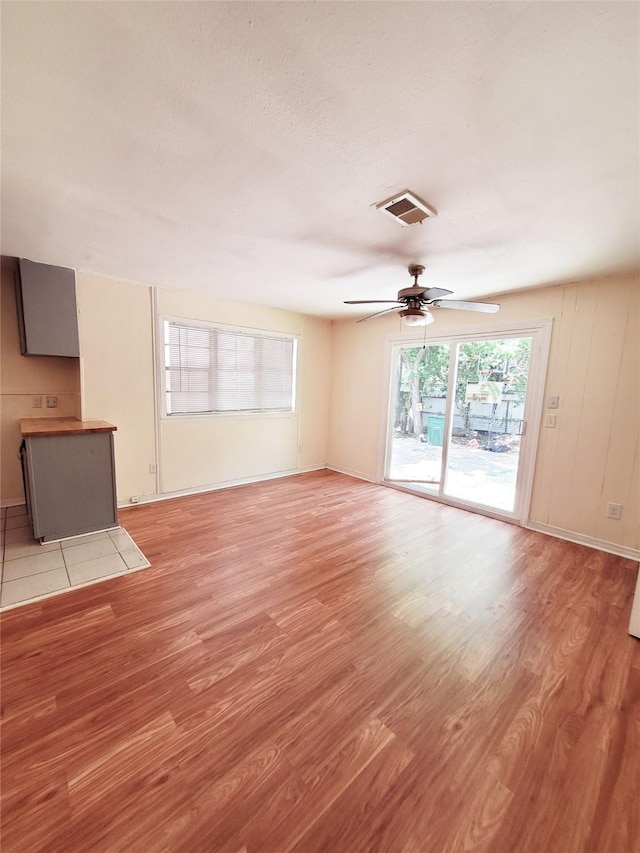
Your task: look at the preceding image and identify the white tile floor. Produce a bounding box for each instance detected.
[0,505,150,610]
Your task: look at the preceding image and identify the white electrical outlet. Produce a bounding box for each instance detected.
[606,502,622,520]
[32,396,42,408]
[130,496,139,504]
[46,396,57,408]
[149,463,157,474]
[544,414,556,428]
[547,395,559,409]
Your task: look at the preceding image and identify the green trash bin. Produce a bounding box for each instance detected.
[427,414,445,446]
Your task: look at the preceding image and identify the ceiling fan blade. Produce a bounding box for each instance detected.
[431,299,500,313]
[344,300,402,305]
[357,306,401,323]
[420,287,454,300]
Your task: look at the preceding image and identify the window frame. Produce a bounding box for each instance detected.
[159,315,299,419]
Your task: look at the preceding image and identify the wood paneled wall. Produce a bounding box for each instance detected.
[530,276,639,549]
[328,273,639,553]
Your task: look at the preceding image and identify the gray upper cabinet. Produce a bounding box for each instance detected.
[15,259,80,357]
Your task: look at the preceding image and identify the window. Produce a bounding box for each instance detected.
[164,320,296,415]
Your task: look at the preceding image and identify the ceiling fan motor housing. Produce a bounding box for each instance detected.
[397,286,428,300]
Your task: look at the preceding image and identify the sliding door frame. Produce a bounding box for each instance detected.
[380,318,553,525]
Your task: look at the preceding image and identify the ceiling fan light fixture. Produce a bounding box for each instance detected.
[399,308,434,327]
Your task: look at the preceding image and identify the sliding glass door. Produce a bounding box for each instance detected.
[385,326,547,522]
[387,343,450,488]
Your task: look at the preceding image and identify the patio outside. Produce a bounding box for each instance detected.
[389,337,532,512]
[388,431,522,511]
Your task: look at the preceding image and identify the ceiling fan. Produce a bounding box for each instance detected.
[345,264,501,326]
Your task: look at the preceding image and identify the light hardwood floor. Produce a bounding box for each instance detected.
[1,470,638,852]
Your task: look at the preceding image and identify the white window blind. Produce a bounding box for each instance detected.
[164,321,295,415]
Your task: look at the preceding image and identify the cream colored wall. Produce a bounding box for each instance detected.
[75,275,331,502]
[298,316,332,470]
[76,273,157,503]
[327,312,388,481]
[157,289,331,493]
[161,415,299,492]
[327,273,639,552]
[0,266,81,505]
[158,284,301,492]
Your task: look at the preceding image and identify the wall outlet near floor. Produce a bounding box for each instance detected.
[130,496,139,504]
[46,396,57,408]
[606,502,622,520]
[149,463,157,474]
[32,396,42,408]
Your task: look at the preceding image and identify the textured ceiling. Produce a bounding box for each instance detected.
[1,2,638,319]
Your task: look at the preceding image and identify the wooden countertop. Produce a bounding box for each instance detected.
[20,417,117,438]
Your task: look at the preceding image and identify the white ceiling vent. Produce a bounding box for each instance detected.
[375,190,437,226]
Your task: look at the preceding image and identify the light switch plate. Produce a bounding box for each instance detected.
[607,502,622,520]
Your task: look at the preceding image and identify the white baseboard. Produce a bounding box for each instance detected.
[629,569,640,639]
[325,464,376,483]
[1,499,26,509]
[110,471,636,567]
[526,521,640,562]
[117,465,326,508]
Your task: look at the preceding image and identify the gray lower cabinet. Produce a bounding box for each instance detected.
[23,432,118,542]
